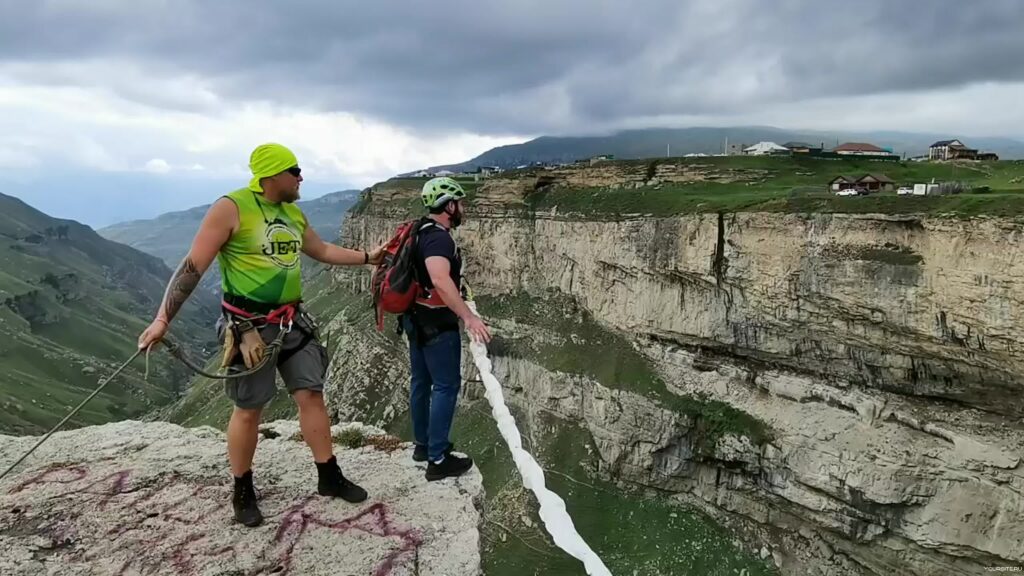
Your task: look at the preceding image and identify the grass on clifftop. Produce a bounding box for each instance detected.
[528,157,1024,218]
[363,157,1024,219]
[529,184,1024,218]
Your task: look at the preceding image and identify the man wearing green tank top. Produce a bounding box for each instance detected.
[138,143,385,527]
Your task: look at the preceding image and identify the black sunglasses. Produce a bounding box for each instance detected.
[286,166,301,177]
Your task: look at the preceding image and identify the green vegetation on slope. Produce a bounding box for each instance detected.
[476,290,770,452]
[0,193,217,434]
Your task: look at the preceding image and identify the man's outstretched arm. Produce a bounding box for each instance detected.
[138,198,237,348]
[301,224,385,266]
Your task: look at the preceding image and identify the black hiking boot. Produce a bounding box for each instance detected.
[232,470,263,527]
[316,456,368,503]
[412,442,454,463]
[425,454,474,482]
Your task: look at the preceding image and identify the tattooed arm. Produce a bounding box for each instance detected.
[139,198,238,349]
[155,256,203,324]
[301,224,386,266]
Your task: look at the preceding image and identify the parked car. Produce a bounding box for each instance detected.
[897,187,914,195]
[836,189,859,197]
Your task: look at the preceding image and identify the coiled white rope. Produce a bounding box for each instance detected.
[466,301,612,576]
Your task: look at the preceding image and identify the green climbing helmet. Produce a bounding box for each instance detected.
[421,177,466,209]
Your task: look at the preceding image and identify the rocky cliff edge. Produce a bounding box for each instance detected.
[0,420,483,576]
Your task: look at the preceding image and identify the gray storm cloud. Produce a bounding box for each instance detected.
[1,0,1022,134]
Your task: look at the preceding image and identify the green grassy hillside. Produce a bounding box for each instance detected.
[0,192,217,434]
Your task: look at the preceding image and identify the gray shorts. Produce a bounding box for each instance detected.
[216,313,328,410]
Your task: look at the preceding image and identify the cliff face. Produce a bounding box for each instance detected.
[459,211,1024,417]
[330,176,1023,575]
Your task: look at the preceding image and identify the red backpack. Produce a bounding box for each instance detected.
[371,217,436,331]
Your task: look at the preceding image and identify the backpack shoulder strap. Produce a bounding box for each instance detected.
[417,217,438,232]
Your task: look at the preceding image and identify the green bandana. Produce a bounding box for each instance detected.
[247,143,298,192]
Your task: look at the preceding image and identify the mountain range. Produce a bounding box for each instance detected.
[99,189,361,268]
[98,189,360,296]
[414,126,1024,174]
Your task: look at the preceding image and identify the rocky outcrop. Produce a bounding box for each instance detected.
[3,290,62,326]
[39,272,83,303]
[336,193,1024,575]
[0,420,484,576]
[645,343,1022,574]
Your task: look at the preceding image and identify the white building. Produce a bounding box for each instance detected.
[743,141,789,156]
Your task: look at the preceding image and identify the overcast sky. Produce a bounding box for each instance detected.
[2,0,1023,226]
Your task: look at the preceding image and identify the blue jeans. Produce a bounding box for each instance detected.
[403,315,462,462]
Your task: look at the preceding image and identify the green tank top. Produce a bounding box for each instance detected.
[218,188,307,304]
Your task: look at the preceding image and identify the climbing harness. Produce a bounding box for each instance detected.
[464,299,611,576]
[214,299,299,373]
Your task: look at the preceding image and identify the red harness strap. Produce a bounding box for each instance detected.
[221,300,298,325]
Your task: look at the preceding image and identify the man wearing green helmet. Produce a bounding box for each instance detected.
[137,143,386,527]
[404,176,491,481]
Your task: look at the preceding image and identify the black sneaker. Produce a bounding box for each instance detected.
[425,454,473,481]
[412,442,454,463]
[316,456,368,503]
[232,470,263,527]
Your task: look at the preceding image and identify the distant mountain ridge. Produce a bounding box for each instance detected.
[413,126,1024,174]
[98,190,360,298]
[99,189,361,268]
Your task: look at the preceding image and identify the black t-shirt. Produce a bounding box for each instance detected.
[412,222,462,327]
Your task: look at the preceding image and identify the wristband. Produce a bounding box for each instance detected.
[363,251,369,264]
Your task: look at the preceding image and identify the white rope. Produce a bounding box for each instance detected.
[465,301,613,576]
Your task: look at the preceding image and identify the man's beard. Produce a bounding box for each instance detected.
[449,204,463,228]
